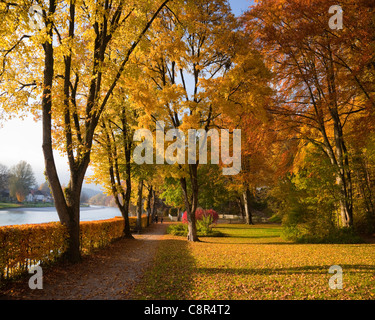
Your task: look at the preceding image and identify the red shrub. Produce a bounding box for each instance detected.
[182,208,219,224]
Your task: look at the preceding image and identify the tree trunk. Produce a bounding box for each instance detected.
[65,200,81,263]
[151,189,156,222]
[243,187,254,225]
[146,185,153,226]
[237,196,245,221]
[122,114,133,238]
[103,118,134,239]
[327,45,354,228]
[336,173,353,228]
[136,180,143,233]
[180,164,199,242]
[189,164,199,241]
[331,114,353,228]
[41,0,82,263]
[122,175,133,238]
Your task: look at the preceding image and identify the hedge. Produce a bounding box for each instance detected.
[0,215,149,281]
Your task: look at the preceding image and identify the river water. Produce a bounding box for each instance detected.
[0,206,124,227]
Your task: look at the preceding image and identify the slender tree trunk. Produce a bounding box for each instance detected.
[190,164,199,240]
[177,207,182,222]
[180,164,199,242]
[146,185,153,226]
[103,118,134,239]
[242,187,254,225]
[150,189,156,222]
[136,180,143,233]
[122,175,133,238]
[121,111,133,238]
[237,196,245,222]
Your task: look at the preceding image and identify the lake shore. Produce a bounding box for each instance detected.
[0,205,121,227]
[0,202,90,210]
[0,202,56,210]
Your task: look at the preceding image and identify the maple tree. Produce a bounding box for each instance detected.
[204,24,274,225]
[125,0,242,241]
[244,0,375,229]
[89,104,135,238]
[0,0,170,261]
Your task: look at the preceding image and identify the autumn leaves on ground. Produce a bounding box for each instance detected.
[131,223,375,300]
[3,221,375,300]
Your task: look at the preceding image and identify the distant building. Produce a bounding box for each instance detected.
[26,189,53,203]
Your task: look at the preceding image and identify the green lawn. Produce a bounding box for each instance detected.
[0,202,22,209]
[132,223,375,300]
[0,202,56,210]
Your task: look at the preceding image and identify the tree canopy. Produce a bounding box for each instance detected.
[1,0,374,258]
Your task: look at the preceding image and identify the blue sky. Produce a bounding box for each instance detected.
[0,0,254,188]
[229,0,254,16]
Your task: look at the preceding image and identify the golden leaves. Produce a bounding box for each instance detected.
[133,223,375,300]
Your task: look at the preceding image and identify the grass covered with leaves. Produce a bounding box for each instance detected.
[132,223,375,300]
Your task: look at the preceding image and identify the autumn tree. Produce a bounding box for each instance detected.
[245,0,375,229]
[0,0,170,261]
[202,19,274,225]
[89,99,136,238]
[127,0,243,241]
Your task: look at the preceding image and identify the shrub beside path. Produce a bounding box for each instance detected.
[1,222,169,300]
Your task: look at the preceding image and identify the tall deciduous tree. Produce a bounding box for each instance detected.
[1,0,170,262]
[244,0,375,228]
[128,0,241,241]
[89,106,135,238]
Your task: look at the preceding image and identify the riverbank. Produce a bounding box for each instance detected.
[0,202,55,210]
[0,202,91,210]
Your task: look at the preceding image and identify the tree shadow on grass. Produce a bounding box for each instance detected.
[215,226,281,230]
[218,235,283,239]
[196,264,375,276]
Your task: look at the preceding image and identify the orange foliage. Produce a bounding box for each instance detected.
[0,215,149,280]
